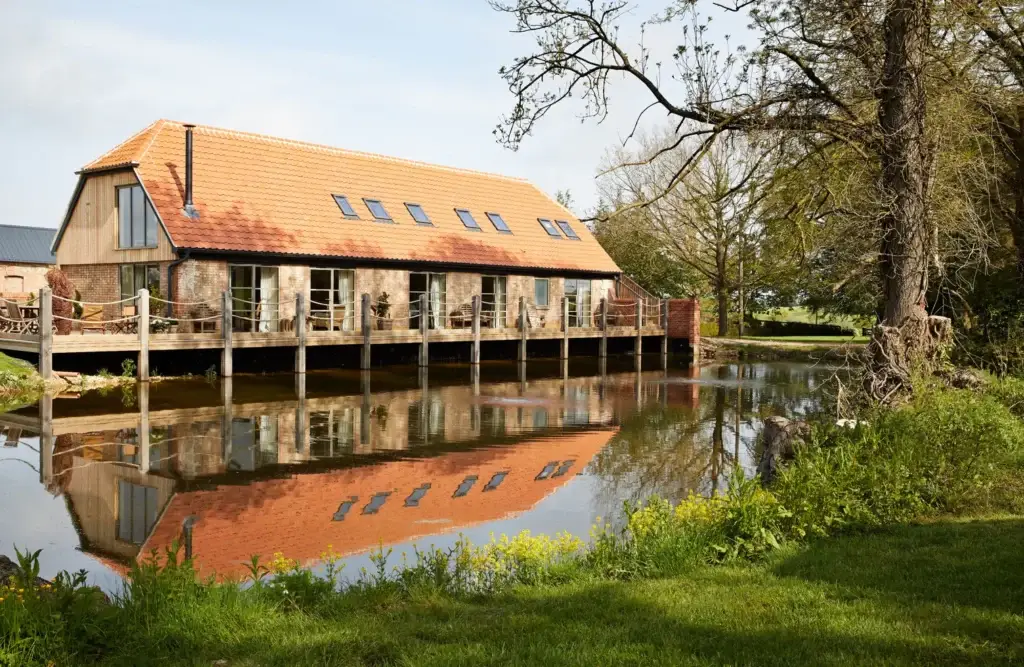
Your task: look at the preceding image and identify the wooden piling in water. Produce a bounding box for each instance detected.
[138,289,150,382]
[221,291,233,378]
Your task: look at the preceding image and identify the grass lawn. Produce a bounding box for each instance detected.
[0,351,34,378]
[91,516,1024,666]
[752,306,872,332]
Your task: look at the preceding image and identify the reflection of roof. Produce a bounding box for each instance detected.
[142,429,615,578]
[0,224,56,264]
[76,119,620,274]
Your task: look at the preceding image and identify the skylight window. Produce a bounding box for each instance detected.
[362,492,391,515]
[406,203,431,225]
[332,496,358,521]
[535,461,560,481]
[552,460,576,478]
[404,483,431,507]
[538,218,561,238]
[455,209,481,230]
[333,194,359,218]
[483,471,509,492]
[555,220,580,240]
[364,198,392,221]
[486,212,511,233]
[453,475,478,498]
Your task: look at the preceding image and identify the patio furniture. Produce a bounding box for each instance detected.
[79,305,106,334]
[449,303,474,328]
[111,305,138,335]
[2,427,21,447]
[2,300,36,335]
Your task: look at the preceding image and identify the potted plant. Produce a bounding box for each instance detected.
[371,292,392,330]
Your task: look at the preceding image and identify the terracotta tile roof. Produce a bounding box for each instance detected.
[85,120,621,274]
[141,429,614,579]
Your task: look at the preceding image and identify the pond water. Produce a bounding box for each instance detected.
[0,357,837,592]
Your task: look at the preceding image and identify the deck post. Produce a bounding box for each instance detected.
[661,299,669,362]
[39,393,53,487]
[38,287,52,381]
[138,288,150,382]
[518,296,528,362]
[561,296,569,360]
[471,295,481,365]
[295,374,307,455]
[599,297,608,360]
[361,293,371,370]
[419,293,429,367]
[138,380,150,472]
[221,291,233,378]
[295,291,306,374]
[635,296,643,357]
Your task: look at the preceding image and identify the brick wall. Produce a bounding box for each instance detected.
[667,298,700,357]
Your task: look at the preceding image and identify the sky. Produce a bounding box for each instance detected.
[0,0,749,229]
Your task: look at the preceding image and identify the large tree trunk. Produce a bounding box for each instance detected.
[1010,108,1024,276]
[716,245,729,336]
[867,0,944,401]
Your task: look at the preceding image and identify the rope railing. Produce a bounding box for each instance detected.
[50,294,138,307]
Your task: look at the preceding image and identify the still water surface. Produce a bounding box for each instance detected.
[0,358,834,592]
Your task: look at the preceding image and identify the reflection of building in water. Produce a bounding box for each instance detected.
[143,429,613,578]
[22,372,668,577]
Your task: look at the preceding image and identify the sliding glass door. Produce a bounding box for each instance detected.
[565,279,592,328]
[310,268,355,331]
[481,276,507,328]
[230,265,279,332]
[410,272,446,330]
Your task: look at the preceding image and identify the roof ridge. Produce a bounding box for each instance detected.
[161,119,531,184]
[82,119,161,169]
[0,223,57,231]
[135,119,167,164]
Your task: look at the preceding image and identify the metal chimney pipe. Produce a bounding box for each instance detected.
[184,124,195,210]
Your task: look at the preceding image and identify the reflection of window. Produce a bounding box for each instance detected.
[483,472,508,491]
[481,406,506,436]
[409,399,445,442]
[535,461,559,481]
[229,416,278,471]
[333,496,358,521]
[362,492,390,515]
[552,460,575,478]
[453,476,478,498]
[405,484,431,507]
[532,407,549,429]
[117,480,158,544]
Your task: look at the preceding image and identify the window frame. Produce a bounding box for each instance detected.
[332,194,360,219]
[537,218,561,238]
[405,203,432,225]
[555,220,580,240]
[485,212,512,234]
[455,208,481,231]
[120,263,161,301]
[363,198,393,222]
[116,184,159,249]
[534,278,550,308]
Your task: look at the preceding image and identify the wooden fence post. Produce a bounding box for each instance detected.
[295,291,306,374]
[471,295,481,365]
[361,293,371,370]
[138,289,150,381]
[38,287,52,381]
[221,291,233,378]
[599,297,608,360]
[419,293,429,367]
[561,296,570,360]
[518,296,528,362]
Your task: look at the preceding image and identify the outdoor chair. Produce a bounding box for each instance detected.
[2,427,22,447]
[449,303,474,328]
[79,305,106,334]
[2,300,35,335]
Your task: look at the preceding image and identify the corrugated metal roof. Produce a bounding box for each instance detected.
[0,224,57,264]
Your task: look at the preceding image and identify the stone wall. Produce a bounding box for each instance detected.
[0,263,51,298]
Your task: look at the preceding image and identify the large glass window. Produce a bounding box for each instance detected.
[409,272,446,330]
[565,279,592,327]
[309,268,355,331]
[481,276,507,328]
[117,185,159,248]
[534,278,549,308]
[120,264,160,300]
[229,265,279,332]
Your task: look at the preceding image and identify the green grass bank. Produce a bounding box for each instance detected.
[3,375,1024,666]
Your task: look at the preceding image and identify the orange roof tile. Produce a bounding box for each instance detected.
[85,120,621,274]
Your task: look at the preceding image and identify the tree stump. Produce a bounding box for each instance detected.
[864,308,952,404]
[756,416,811,485]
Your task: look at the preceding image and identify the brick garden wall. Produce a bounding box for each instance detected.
[667,298,700,357]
